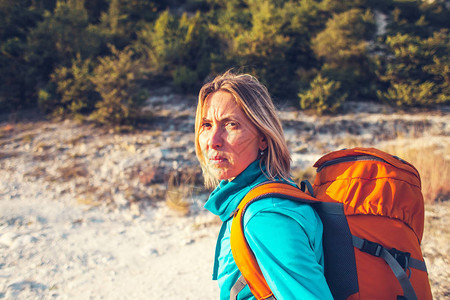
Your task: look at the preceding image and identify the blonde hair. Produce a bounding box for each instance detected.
[195,71,291,188]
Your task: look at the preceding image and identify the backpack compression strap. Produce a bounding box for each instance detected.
[229,182,319,300]
[352,235,428,300]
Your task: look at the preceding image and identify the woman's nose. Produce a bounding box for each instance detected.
[209,126,223,150]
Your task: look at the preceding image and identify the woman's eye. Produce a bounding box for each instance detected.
[226,122,237,128]
[201,122,211,129]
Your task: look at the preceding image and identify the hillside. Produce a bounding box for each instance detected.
[0,96,449,299]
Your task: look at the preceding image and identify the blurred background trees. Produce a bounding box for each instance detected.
[0,0,448,123]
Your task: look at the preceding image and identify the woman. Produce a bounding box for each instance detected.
[195,71,332,300]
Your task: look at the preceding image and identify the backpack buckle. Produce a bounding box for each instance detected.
[360,239,383,257]
[230,208,239,218]
[388,248,411,271]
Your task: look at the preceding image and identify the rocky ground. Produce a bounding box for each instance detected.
[0,95,449,299]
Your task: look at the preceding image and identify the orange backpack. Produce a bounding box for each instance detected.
[230,148,432,300]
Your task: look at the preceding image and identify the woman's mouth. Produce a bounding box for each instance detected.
[209,156,228,165]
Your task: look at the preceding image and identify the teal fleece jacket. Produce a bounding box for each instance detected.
[204,160,333,300]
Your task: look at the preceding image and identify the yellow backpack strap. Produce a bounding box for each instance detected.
[229,181,318,300]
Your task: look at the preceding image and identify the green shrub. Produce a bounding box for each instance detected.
[377,81,437,107]
[376,29,449,107]
[26,0,103,77]
[221,0,324,98]
[172,66,199,92]
[0,1,42,111]
[38,55,100,118]
[90,46,148,126]
[299,74,346,115]
[138,10,178,75]
[135,10,216,91]
[97,0,161,50]
[312,8,377,99]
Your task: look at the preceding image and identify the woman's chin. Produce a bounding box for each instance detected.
[211,170,234,182]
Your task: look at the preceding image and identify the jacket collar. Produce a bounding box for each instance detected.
[204,160,266,222]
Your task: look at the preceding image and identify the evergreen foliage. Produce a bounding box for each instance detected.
[38,55,100,118]
[26,1,102,77]
[89,46,148,126]
[0,0,42,110]
[0,0,448,121]
[136,10,218,91]
[376,29,449,107]
[312,8,377,100]
[299,74,347,115]
[215,0,325,98]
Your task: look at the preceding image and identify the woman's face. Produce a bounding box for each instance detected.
[198,90,266,181]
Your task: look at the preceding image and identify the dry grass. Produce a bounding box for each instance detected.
[0,151,20,160]
[381,143,450,203]
[292,166,316,186]
[66,134,89,146]
[422,201,450,299]
[24,167,47,179]
[77,194,103,207]
[34,142,53,153]
[165,170,198,216]
[57,163,89,181]
[20,133,37,143]
[335,135,364,149]
[76,185,109,208]
[147,130,163,137]
[33,153,53,162]
[166,189,191,215]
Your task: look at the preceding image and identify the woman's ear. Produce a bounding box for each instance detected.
[259,136,268,151]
